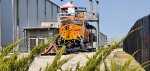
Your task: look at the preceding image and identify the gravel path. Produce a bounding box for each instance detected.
[28,48,144,71]
[28,52,95,71]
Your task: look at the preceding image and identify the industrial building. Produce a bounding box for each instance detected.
[99,32,107,47]
[123,14,150,71]
[24,22,59,51]
[0,0,61,52]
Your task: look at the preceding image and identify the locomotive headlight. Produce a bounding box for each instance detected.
[70,25,72,29]
[62,35,65,38]
[74,36,77,38]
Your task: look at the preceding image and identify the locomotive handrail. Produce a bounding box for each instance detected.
[58,13,76,17]
[58,12,98,21]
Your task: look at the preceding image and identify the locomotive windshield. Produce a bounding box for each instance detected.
[61,20,83,25]
[72,20,83,25]
[61,21,69,25]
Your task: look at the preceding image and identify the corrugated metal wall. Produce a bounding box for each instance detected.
[99,32,107,47]
[0,0,2,50]
[1,0,14,47]
[0,0,60,51]
[123,14,150,71]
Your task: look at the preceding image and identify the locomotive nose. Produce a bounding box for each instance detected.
[60,24,82,40]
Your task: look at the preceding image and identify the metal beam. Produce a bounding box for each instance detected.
[27,0,29,27]
[88,0,93,13]
[95,0,100,49]
[12,0,19,51]
[97,13,99,48]
[16,0,19,51]
[12,0,15,52]
[0,0,2,51]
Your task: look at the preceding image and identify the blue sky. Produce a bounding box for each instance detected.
[51,0,150,41]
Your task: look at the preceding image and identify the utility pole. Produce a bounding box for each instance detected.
[97,12,99,48]
[58,0,63,26]
[88,0,93,13]
[96,0,100,48]
[60,0,63,13]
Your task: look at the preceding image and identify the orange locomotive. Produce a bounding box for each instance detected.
[43,2,98,54]
[57,15,96,50]
[60,17,88,41]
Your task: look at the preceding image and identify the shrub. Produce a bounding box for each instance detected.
[0,28,147,71]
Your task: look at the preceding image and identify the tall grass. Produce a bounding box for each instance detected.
[45,46,74,71]
[0,27,147,71]
[0,35,59,71]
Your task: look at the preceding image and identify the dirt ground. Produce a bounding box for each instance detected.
[28,48,144,71]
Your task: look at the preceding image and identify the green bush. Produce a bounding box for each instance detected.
[0,28,147,71]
